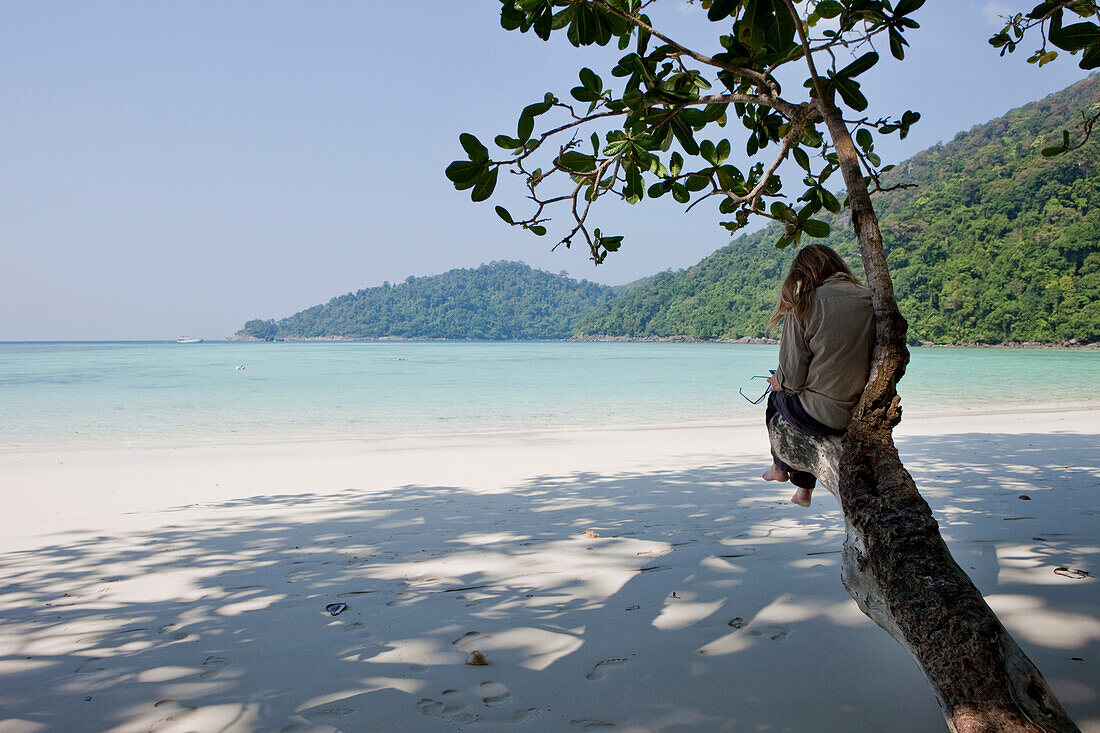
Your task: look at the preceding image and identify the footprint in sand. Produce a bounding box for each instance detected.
[504,708,548,723]
[417,690,477,724]
[744,625,791,641]
[311,708,355,721]
[386,593,417,608]
[337,590,377,599]
[157,624,190,642]
[199,655,229,679]
[75,657,106,674]
[478,680,513,708]
[586,657,633,681]
[452,630,486,651]
[149,699,198,731]
[571,720,617,730]
[343,621,370,636]
[418,686,545,725]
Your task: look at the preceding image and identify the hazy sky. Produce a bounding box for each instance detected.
[0,1,1090,340]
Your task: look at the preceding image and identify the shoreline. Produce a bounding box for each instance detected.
[217,335,1100,348]
[2,401,1096,456]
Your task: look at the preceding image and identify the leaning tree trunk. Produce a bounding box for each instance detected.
[769,98,1078,733]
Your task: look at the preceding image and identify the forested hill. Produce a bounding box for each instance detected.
[236,261,616,340]
[578,75,1100,344]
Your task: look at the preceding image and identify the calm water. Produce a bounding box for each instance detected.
[1,342,1097,449]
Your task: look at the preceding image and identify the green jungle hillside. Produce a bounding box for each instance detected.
[237,261,615,340]
[578,75,1100,344]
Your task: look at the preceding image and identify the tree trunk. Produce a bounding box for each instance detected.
[768,99,1079,732]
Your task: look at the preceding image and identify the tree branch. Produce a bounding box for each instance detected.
[571,0,772,88]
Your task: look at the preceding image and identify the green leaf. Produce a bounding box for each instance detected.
[834,77,868,111]
[532,3,553,40]
[855,128,873,152]
[550,5,575,31]
[494,134,521,150]
[837,52,879,80]
[1081,43,1100,69]
[1042,129,1073,157]
[792,146,811,172]
[670,116,700,155]
[685,174,710,192]
[671,182,690,203]
[800,218,830,238]
[603,140,629,156]
[894,0,925,15]
[707,0,740,22]
[445,160,484,185]
[579,66,602,91]
[1028,1,1062,20]
[559,151,597,172]
[889,28,908,60]
[1049,20,1100,52]
[460,133,489,163]
[529,225,547,236]
[570,86,600,102]
[600,235,623,252]
[523,97,554,119]
[470,167,498,202]
[500,1,525,31]
[495,205,514,224]
[815,0,843,19]
[623,164,645,204]
[770,201,794,220]
[715,138,731,163]
[669,151,684,177]
[700,139,717,165]
[518,113,534,142]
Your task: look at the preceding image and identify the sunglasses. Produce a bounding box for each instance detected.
[738,372,775,405]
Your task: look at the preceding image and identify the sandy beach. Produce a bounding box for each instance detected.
[0,409,1096,732]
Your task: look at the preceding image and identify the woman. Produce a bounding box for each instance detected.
[762,244,875,507]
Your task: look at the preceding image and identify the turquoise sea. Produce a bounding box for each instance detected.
[1,342,1097,449]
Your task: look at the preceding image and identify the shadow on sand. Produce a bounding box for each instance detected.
[0,431,1096,731]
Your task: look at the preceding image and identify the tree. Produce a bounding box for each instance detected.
[240,318,277,341]
[448,2,1082,730]
[990,1,1100,155]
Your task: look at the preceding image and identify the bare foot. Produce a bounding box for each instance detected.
[762,464,789,482]
[790,488,812,507]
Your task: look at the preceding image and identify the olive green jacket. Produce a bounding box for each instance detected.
[774,274,875,430]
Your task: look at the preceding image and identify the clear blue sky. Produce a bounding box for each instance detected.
[0,1,1090,340]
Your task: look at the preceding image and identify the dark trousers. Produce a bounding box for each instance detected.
[766,392,845,490]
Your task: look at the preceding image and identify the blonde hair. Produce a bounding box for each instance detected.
[768,244,860,329]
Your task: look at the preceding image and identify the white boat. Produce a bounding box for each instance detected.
[175,337,203,343]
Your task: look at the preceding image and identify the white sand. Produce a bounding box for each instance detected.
[0,410,1097,732]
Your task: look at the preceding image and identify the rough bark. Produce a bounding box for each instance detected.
[764,93,1079,731]
[768,416,1077,732]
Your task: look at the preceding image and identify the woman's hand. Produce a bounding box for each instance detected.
[768,371,781,393]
